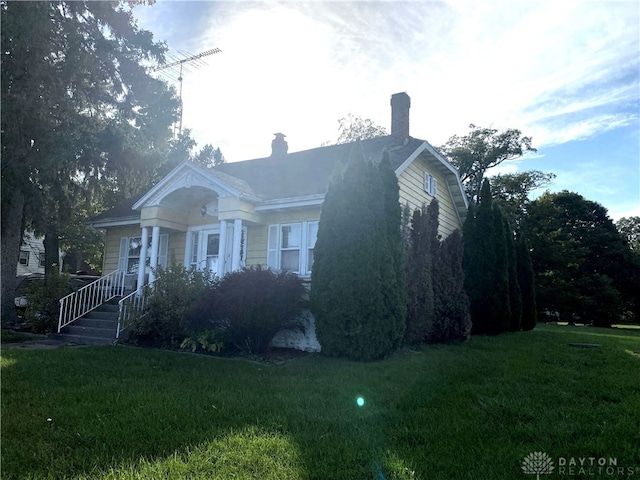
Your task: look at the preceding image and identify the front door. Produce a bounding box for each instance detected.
[199,225,233,276]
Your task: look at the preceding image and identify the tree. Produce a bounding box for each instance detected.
[404,202,438,344]
[491,170,556,226]
[463,179,512,334]
[310,144,405,360]
[432,229,471,342]
[1,1,180,324]
[504,215,522,332]
[194,144,226,168]
[160,128,226,176]
[616,216,640,251]
[516,233,537,331]
[524,191,632,326]
[439,124,536,202]
[324,114,388,145]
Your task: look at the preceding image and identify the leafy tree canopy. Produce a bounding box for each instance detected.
[524,191,633,326]
[491,170,556,226]
[616,216,640,251]
[324,113,388,145]
[1,0,177,323]
[439,124,537,202]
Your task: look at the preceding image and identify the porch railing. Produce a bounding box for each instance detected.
[117,287,151,339]
[58,270,126,333]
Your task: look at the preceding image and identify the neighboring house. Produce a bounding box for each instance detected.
[89,92,468,293]
[17,232,46,276]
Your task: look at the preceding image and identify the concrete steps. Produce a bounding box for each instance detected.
[49,302,120,346]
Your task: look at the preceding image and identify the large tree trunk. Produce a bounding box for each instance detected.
[1,187,25,328]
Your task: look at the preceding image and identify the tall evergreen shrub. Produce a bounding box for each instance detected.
[431,229,471,342]
[311,144,405,360]
[463,179,513,334]
[516,233,537,330]
[405,201,438,344]
[503,213,522,332]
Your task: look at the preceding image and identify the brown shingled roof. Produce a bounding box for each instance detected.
[89,136,429,224]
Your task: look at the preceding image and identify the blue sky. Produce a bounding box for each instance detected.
[132,0,639,220]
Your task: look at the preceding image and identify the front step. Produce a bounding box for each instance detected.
[51,302,120,346]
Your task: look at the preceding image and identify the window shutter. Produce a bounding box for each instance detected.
[158,234,169,268]
[118,237,128,272]
[432,177,438,197]
[267,225,279,270]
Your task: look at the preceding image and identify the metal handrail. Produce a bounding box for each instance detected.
[58,270,126,333]
[117,287,151,339]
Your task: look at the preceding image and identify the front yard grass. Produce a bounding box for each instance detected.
[1,323,639,479]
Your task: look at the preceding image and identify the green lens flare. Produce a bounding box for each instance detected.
[356,396,365,407]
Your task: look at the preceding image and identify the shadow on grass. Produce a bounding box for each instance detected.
[1,346,425,479]
[2,326,639,479]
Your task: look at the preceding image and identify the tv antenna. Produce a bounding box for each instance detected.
[152,47,222,137]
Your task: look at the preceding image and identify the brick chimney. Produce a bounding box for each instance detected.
[271,133,288,157]
[390,92,411,141]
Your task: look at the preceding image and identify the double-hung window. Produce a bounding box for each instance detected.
[19,250,29,266]
[267,221,318,276]
[424,172,437,197]
[118,234,168,274]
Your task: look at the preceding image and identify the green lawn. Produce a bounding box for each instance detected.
[2,324,639,479]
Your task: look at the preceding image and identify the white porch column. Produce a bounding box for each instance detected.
[231,218,242,271]
[217,219,228,277]
[137,227,149,293]
[148,226,161,285]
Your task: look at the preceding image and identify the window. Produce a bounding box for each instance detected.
[424,172,437,197]
[307,221,318,274]
[280,224,301,272]
[118,234,168,274]
[38,253,46,267]
[189,231,199,269]
[267,221,318,276]
[19,250,29,265]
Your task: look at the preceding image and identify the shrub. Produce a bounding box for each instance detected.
[25,272,74,334]
[404,201,439,344]
[311,146,406,361]
[431,229,471,343]
[180,329,227,354]
[190,266,305,355]
[127,264,215,348]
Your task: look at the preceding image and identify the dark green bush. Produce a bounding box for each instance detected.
[190,266,305,354]
[431,229,471,343]
[311,147,406,361]
[25,272,74,334]
[127,264,215,348]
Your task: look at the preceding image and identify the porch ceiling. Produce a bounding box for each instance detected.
[159,187,219,214]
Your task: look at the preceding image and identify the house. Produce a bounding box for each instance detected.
[89,92,467,289]
[80,92,467,348]
[17,232,46,276]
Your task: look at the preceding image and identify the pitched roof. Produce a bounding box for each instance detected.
[89,135,464,225]
[89,195,142,226]
[213,135,425,200]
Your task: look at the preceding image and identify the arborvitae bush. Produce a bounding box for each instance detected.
[504,216,522,332]
[431,229,471,342]
[377,152,407,350]
[311,144,405,361]
[517,233,537,331]
[191,266,305,354]
[405,201,438,344]
[463,179,513,335]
